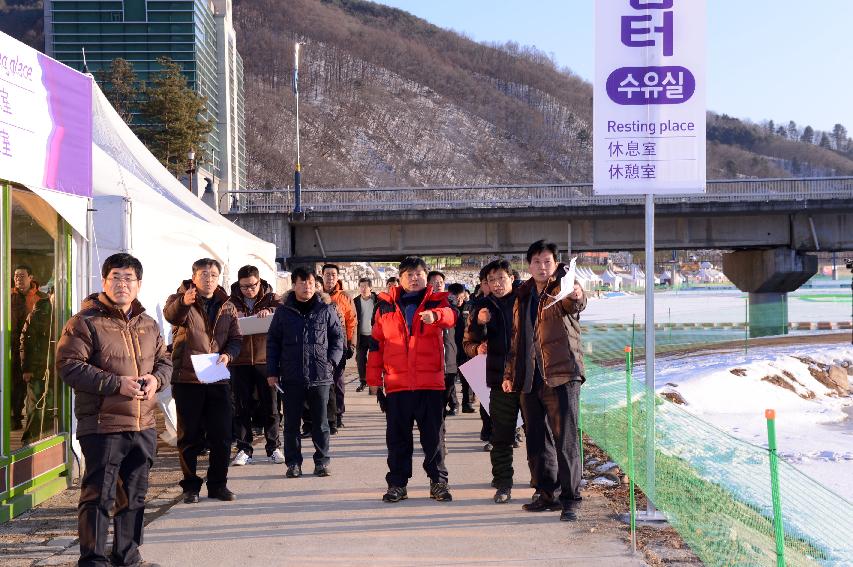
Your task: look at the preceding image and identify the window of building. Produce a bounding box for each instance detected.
[111,12,123,22]
[124,0,147,22]
[8,188,67,452]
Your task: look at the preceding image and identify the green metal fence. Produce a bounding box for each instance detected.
[579,327,853,566]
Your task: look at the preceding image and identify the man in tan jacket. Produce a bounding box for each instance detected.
[57,253,172,567]
[164,258,242,504]
[504,240,587,522]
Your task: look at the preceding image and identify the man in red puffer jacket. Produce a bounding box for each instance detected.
[367,256,457,503]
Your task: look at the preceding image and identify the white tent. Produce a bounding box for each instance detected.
[600,268,623,291]
[574,266,602,291]
[89,84,276,331]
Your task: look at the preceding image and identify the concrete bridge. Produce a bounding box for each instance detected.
[221,176,853,337]
[221,177,853,262]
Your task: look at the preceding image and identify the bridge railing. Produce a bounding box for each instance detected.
[219,177,853,214]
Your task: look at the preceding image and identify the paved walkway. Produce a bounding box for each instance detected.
[138,379,646,567]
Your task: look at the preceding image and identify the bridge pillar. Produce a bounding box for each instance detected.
[722,248,817,337]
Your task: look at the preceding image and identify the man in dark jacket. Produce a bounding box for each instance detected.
[19,288,54,445]
[354,277,378,392]
[11,265,48,430]
[445,283,470,414]
[464,259,519,503]
[57,253,172,567]
[267,268,344,479]
[226,265,283,466]
[505,240,587,522]
[428,271,459,416]
[164,258,242,504]
[368,257,457,503]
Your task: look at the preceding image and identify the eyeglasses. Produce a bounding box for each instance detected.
[487,275,512,285]
[106,276,139,285]
[195,272,220,281]
[239,282,260,290]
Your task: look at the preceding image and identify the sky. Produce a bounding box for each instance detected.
[376,1,852,134]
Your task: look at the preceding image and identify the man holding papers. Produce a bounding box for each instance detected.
[226,265,283,467]
[164,258,242,504]
[267,268,344,479]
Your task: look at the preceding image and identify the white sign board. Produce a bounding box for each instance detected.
[594,0,706,194]
[0,32,92,196]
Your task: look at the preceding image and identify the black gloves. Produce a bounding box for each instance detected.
[376,387,387,413]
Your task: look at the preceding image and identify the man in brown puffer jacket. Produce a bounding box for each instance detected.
[57,253,172,567]
[504,240,587,523]
[164,258,242,504]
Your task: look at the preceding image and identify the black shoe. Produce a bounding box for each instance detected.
[522,494,560,512]
[300,430,312,439]
[382,486,408,503]
[483,442,493,452]
[494,487,512,503]
[429,481,453,502]
[329,424,338,435]
[286,464,302,478]
[461,405,475,413]
[182,491,199,504]
[208,487,236,501]
[199,448,210,456]
[336,415,344,428]
[356,383,366,392]
[313,464,331,477]
[560,508,578,521]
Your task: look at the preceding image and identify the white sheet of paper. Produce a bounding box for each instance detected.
[190,354,231,384]
[238,315,273,335]
[544,256,577,310]
[458,354,523,428]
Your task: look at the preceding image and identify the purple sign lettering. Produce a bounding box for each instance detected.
[606,66,695,105]
[621,11,673,56]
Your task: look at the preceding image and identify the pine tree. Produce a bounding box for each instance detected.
[832,123,847,151]
[137,57,213,177]
[96,58,141,125]
[819,132,831,148]
[787,120,798,140]
[800,125,814,144]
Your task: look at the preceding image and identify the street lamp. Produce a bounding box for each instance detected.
[846,257,853,345]
[186,148,196,193]
[293,42,302,214]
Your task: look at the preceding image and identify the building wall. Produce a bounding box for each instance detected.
[43,0,246,195]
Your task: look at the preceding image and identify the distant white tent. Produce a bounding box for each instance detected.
[574,266,602,291]
[696,267,726,283]
[600,268,623,291]
[88,83,276,331]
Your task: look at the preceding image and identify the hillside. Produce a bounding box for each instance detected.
[232,0,853,187]
[5,0,853,187]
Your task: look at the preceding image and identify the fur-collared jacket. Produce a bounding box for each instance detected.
[266,291,344,387]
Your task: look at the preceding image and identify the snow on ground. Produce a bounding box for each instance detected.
[584,288,850,324]
[650,343,853,500]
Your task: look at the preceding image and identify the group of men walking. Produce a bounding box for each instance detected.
[56,238,586,566]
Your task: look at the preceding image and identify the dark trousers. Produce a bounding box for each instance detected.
[489,387,521,489]
[480,405,493,439]
[444,373,458,410]
[22,376,53,445]
[385,390,448,488]
[231,365,280,457]
[282,382,331,466]
[332,357,347,417]
[11,359,25,423]
[460,376,474,407]
[77,429,156,567]
[356,334,370,386]
[520,380,582,505]
[173,383,233,493]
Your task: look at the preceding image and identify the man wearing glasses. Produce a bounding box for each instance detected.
[226,265,283,466]
[165,258,243,504]
[57,253,172,567]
